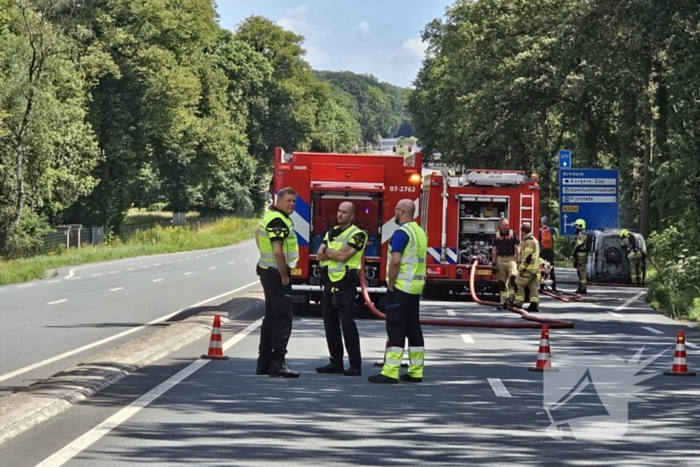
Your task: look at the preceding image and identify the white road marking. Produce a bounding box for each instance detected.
[186,257,193,260]
[18,284,34,288]
[642,326,664,335]
[34,318,262,467]
[0,281,259,384]
[229,262,235,265]
[166,261,173,264]
[155,263,161,266]
[48,299,67,305]
[446,309,456,317]
[461,334,474,344]
[607,290,646,318]
[177,260,183,262]
[47,280,60,284]
[184,272,193,275]
[606,311,623,318]
[488,378,512,397]
[153,279,163,283]
[140,265,148,269]
[109,288,124,292]
[91,273,102,277]
[244,258,250,261]
[109,271,120,274]
[65,268,76,280]
[686,342,699,350]
[195,256,201,258]
[127,268,135,271]
[209,267,216,270]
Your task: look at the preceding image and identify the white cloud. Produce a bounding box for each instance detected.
[354,21,370,36]
[277,5,310,33]
[402,38,428,58]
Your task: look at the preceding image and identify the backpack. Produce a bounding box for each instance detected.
[539,227,554,250]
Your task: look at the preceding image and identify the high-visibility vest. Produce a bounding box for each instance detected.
[320,225,367,283]
[388,221,427,295]
[257,210,298,270]
[519,233,540,274]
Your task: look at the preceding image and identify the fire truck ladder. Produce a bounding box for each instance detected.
[520,193,535,232]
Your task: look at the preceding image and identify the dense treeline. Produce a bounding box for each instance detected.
[409,0,700,318]
[0,1,409,257]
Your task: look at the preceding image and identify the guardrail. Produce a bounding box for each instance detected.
[25,211,254,258]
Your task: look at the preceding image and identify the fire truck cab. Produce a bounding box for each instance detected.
[270,147,424,312]
[420,167,540,299]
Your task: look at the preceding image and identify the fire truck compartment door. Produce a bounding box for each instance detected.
[311,163,385,186]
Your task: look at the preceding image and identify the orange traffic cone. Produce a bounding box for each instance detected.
[529,326,558,372]
[201,314,229,360]
[664,330,696,376]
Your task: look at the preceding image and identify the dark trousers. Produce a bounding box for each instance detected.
[541,249,556,288]
[322,285,361,367]
[257,266,293,365]
[385,289,424,349]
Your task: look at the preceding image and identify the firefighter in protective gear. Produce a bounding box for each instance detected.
[315,201,367,376]
[491,217,520,309]
[538,216,557,291]
[620,229,644,285]
[255,187,300,378]
[514,223,541,311]
[369,199,427,384]
[572,218,589,294]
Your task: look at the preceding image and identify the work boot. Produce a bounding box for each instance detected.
[256,357,270,375]
[551,285,557,292]
[269,360,300,378]
[400,374,422,383]
[316,362,344,374]
[343,366,362,376]
[368,373,398,384]
[527,302,539,312]
[575,287,587,294]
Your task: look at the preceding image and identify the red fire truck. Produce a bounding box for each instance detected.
[269,147,424,311]
[419,167,541,299]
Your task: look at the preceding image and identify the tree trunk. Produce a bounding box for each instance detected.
[655,76,668,230]
[640,53,653,238]
[582,104,598,165]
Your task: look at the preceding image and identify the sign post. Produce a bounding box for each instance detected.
[559,169,619,236]
[559,150,571,169]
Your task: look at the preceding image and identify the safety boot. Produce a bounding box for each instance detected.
[343,366,362,376]
[400,374,422,383]
[368,373,398,384]
[315,362,344,374]
[574,287,587,294]
[527,302,539,312]
[269,360,300,378]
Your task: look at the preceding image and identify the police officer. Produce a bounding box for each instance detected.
[514,223,541,311]
[369,199,427,384]
[538,216,557,291]
[255,187,300,378]
[620,229,644,285]
[572,219,589,294]
[491,218,520,309]
[315,202,368,376]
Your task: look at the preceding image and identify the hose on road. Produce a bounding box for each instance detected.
[359,257,574,329]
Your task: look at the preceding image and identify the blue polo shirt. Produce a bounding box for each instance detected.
[390,226,410,253]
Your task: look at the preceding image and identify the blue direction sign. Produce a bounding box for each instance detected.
[559,150,571,169]
[559,168,619,236]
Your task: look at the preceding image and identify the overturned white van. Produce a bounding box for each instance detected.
[585,228,647,283]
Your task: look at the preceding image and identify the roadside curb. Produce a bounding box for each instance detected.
[0,288,264,446]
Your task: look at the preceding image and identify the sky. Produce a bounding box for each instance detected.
[215,0,455,88]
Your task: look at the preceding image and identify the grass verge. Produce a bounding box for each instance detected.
[0,217,258,286]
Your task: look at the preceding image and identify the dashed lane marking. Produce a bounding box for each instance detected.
[209,267,217,270]
[642,326,664,335]
[184,272,193,276]
[446,309,456,317]
[153,279,163,283]
[109,288,124,292]
[488,378,512,398]
[91,274,102,277]
[109,271,119,274]
[48,299,67,305]
[127,268,135,271]
[18,284,34,288]
[461,334,474,344]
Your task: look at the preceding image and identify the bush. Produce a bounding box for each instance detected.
[646,220,700,320]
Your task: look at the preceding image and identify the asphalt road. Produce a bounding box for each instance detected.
[1,268,699,466]
[0,240,260,395]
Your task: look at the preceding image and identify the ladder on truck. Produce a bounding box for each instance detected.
[519,193,535,237]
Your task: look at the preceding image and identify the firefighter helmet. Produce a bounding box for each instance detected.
[574,219,586,229]
[620,229,629,237]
